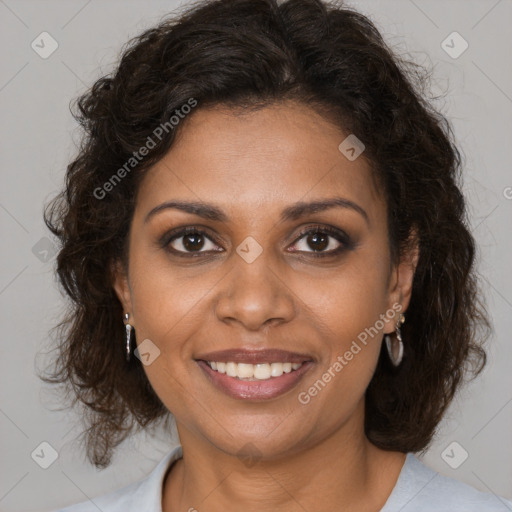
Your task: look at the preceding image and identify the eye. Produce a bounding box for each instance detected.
[161,224,352,258]
[289,225,350,257]
[164,227,222,256]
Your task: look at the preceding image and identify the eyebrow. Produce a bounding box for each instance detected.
[144,197,369,226]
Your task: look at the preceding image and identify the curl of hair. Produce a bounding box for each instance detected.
[40,0,490,468]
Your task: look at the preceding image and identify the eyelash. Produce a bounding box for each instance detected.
[160,224,352,259]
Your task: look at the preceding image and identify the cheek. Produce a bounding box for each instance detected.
[294,253,390,389]
[300,251,390,340]
[128,247,226,369]
[126,255,209,412]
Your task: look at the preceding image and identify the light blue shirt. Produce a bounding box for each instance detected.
[54,445,512,511]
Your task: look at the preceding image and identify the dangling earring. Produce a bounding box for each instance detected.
[124,313,134,362]
[385,313,405,367]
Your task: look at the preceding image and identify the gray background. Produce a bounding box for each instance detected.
[0,0,511,511]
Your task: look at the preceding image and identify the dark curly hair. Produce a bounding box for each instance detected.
[39,0,490,469]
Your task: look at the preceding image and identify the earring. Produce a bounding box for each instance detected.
[124,313,134,362]
[385,313,405,367]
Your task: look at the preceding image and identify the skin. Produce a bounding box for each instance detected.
[113,100,419,512]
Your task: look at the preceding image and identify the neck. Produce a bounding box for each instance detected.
[162,404,406,512]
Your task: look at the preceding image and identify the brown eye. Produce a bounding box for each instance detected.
[165,228,222,255]
[180,232,206,251]
[303,232,331,252]
[289,225,351,257]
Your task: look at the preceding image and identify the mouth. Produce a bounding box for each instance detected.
[202,360,306,380]
[195,351,314,401]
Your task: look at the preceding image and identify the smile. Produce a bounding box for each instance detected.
[205,361,304,380]
[196,359,314,400]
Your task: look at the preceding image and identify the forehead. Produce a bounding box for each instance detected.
[135,102,385,224]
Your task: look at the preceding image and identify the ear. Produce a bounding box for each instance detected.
[384,227,420,333]
[111,259,133,319]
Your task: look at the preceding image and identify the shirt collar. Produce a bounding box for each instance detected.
[127,444,183,512]
[125,448,428,512]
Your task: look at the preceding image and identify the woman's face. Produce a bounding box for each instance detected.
[114,101,417,459]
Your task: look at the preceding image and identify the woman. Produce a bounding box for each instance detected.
[42,0,512,510]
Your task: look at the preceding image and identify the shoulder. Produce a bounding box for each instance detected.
[382,452,512,512]
[52,445,183,512]
[53,479,143,512]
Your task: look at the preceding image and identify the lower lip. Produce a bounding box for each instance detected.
[196,360,314,400]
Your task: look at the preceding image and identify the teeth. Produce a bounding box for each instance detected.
[206,361,304,380]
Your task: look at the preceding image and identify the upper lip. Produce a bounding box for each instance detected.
[195,348,314,364]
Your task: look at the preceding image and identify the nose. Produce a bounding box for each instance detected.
[214,249,296,331]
